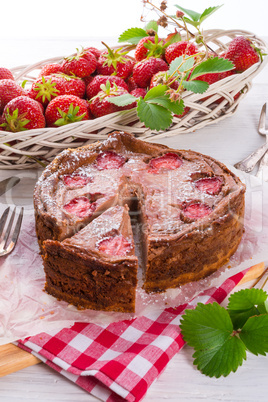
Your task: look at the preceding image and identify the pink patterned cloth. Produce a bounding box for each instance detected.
[15,268,250,402]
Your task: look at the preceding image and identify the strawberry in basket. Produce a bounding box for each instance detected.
[28,74,86,107]
[1,96,45,131]
[45,95,89,127]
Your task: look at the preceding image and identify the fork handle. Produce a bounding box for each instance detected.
[234,142,268,173]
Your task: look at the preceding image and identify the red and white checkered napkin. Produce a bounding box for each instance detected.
[15,268,250,402]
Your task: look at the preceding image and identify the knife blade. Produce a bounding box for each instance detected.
[0,177,20,196]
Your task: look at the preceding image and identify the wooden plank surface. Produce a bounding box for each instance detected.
[0,262,265,378]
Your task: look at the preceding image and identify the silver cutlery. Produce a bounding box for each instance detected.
[0,206,24,256]
[0,177,20,197]
[234,103,268,173]
[256,103,268,180]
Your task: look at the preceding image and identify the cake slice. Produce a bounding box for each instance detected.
[42,205,138,313]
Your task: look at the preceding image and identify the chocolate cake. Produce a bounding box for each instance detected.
[43,205,138,313]
[34,131,246,312]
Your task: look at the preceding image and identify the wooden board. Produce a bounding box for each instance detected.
[0,262,265,378]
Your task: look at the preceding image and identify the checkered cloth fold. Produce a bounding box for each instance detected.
[15,268,250,402]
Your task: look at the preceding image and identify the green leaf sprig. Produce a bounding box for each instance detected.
[180,288,268,378]
[107,55,233,131]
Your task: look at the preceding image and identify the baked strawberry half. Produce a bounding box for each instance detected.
[148,152,183,173]
[194,176,223,195]
[63,196,96,218]
[96,151,126,170]
[63,175,93,188]
[97,234,132,256]
[181,202,212,222]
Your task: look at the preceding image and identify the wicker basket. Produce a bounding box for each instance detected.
[1,29,267,169]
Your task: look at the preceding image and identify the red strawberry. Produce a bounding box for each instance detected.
[2,96,45,132]
[97,235,132,256]
[135,36,155,61]
[62,48,97,78]
[84,47,101,59]
[89,83,132,118]
[29,74,86,107]
[96,151,126,170]
[133,57,168,88]
[83,75,94,87]
[148,152,183,173]
[225,36,260,72]
[0,79,26,113]
[86,75,128,99]
[130,88,147,98]
[150,70,179,90]
[174,106,190,119]
[196,72,220,86]
[125,76,138,92]
[182,202,212,222]
[96,44,135,79]
[45,95,89,127]
[165,41,198,64]
[63,175,93,188]
[64,196,96,218]
[38,63,63,77]
[0,67,14,80]
[194,176,223,195]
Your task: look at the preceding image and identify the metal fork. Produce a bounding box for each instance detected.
[234,103,268,173]
[0,207,24,257]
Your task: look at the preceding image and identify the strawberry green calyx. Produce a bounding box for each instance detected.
[54,104,86,126]
[34,76,59,103]
[142,33,169,58]
[101,42,130,70]
[64,47,88,62]
[1,108,30,132]
[97,81,119,97]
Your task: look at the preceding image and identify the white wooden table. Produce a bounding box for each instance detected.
[0,38,267,401]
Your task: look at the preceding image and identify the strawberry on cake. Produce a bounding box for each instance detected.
[34,131,246,312]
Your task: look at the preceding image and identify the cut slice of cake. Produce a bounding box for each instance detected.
[43,205,138,313]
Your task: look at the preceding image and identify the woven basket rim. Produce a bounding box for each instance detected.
[1,28,267,169]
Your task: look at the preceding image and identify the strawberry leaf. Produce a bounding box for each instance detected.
[227,289,268,329]
[107,94,137,107]
[228,288,267,311]
[199,6,223,24]
[175,5,201,21]
[193,335,246,378]
[167,32,181,44]
[168,56,183,76]
[190,57,234,80]
[180,302,247,378]
[240,314,268,356]
[182,80,209,94]
[137,98,172,131]
[180,303,234,350]
[144,84,168,101]
[118,27,148,44]
[145,20,158,33]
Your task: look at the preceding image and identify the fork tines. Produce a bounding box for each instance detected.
[0,206,24,256]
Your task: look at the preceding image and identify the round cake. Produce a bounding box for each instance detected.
[34,131,246,312]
